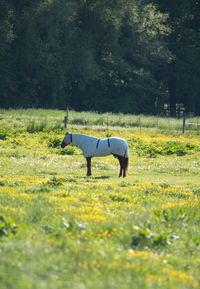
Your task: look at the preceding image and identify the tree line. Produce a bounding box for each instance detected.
[0,0,200,115]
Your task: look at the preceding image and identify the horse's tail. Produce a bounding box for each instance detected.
[123,142,129,176]
[124,157,129,176]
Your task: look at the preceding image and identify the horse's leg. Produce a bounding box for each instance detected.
[86,157,92,176]
[118,156,123,177]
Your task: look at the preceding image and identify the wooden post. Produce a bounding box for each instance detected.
[182,110,186,134]
[64,108,69,129]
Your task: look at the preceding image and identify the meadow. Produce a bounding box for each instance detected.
[0,109,200,289]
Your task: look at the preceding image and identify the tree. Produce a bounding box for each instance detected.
[153,0,200,115]
[0,0,171,114]
[0,0,15,107]
[71,0,171,113]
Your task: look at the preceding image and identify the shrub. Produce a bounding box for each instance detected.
[0,215,18,238]
[161,141,187,156]
[0,128,12,140]
[11,139,23,146]
[57,146,76,155]
[131,225,179,248]
[131,227,168,248]
[47,137,61,148]
[135,143,159,158]
[131,137,197,158]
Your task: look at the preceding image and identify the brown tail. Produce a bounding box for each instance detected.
[123,157,129,177]
[124,158,129,175]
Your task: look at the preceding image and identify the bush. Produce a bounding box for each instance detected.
[131,227,168,248]
[0,128,12,140]
[0,215,18,238]
[131,138,198,158]
[57,146,76,155]
[131,225,179,248]
[161,141,187,156]
[136,144,159,158]
[47,137,61,148]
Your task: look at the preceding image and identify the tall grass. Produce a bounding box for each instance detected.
[0,109,199,134]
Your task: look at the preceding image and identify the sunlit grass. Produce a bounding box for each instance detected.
[0,108,199,135]
[0,109,200,289]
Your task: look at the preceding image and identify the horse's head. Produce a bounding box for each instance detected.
[61,132,71,148]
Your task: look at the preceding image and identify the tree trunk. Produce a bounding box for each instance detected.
[168,63,176,117]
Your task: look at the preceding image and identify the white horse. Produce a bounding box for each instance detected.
[61,132,129,177]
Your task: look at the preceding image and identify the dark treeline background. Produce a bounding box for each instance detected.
[0,0,200,115]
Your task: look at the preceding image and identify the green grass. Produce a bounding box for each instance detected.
[0,109,200,289]
[0,108,199,135]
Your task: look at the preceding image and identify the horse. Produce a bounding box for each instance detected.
[61,132,129,177]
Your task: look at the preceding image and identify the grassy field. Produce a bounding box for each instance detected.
[0,108,200,134]
[0,109,200,289]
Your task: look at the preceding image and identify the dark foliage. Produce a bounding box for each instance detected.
[0,0,199,115]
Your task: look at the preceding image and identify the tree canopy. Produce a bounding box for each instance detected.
[0,0,199,115]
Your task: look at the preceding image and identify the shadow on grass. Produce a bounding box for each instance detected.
[92,176,111,180]
[61,175,111,183]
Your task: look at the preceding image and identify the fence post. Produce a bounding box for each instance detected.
[64,108,69,129]
[140,117,142,133]
[182,111,186,134]
[106,117,109,131]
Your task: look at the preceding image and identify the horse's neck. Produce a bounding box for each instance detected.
[72,134,97,150]
[72,134,87,149]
